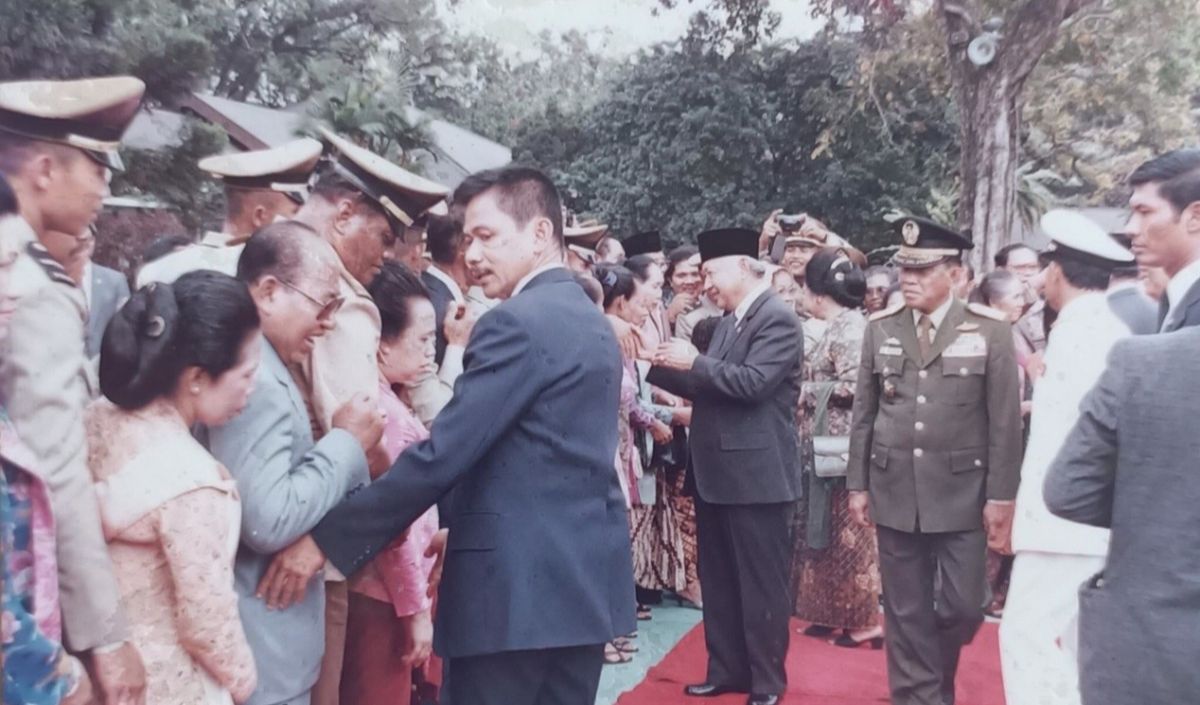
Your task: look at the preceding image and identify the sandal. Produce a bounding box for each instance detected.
[604,641,632,664]
[613,636,639,654]
[636,604,653,621]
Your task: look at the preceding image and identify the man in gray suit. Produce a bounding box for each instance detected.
[1106,261,1157,335]
[84,256,130,358]
[1044,327,1200,705]
[1124,149,1200,332]
[205,221,384,705]
[649,227,803,705]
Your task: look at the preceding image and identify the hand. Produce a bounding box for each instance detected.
[425,528,449,599]
[665,293,696,325]
[59,655,95,705]
[444,302,478,347]
[607,314,649,359]
[88,642,146,705]
[848,491,872,528]
[332,393,385,454]
[652,389,681,407]
[983,502,1015,554]
[652,340,699,370]
[671,406,693,427]
[649,419,674,444]
[759,208,783,254]
[400,609,435,667]
[256,534,326,610]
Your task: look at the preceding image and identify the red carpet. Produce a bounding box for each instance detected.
[617,619,1005,705]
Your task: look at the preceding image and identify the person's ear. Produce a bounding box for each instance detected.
[332,197,357,237]
[179,366,207,397]
[29,152,56,193]
[252,203,271,229]
[252,276,281,310]
[531,216,554,253]
[1182,201,1200,236]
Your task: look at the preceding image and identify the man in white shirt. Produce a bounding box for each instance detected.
[1000,211,1135,705]
[1123,149,1200,332]
[138,137,322,286]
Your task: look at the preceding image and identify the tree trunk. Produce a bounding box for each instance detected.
[936,0,1096,271]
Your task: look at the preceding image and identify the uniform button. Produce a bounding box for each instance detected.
[919,370,928,379]
[915,421,925,431]
[883,367,891,374]
[974,459,983,467]
[917,395,927,404]
[960,367,969,376]
[914,448,924,458]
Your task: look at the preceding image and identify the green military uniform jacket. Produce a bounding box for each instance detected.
[846,297,1023,533]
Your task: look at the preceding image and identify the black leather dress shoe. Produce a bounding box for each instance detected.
[747,694,781,705]
[683,683,742,697]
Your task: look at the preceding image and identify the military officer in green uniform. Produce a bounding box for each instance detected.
[846,217,1022,705]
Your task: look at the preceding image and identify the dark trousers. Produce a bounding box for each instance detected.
[875,525,986,705]
[694,498,794,695]
[443,644,604,705]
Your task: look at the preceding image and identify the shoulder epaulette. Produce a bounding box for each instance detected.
[26,241,76,288]
[967,302,1007,321]
[869,302,905,322]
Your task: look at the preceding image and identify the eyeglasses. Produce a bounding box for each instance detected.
[278,278,345,320]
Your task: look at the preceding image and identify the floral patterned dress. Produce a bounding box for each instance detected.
[2,408,69,705]
[86,399,256,705]
[791,308,882,630]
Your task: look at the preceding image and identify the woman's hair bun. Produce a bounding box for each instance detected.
[99,283,181,409]
[805,247,867,309]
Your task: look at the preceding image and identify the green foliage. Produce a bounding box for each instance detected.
[112,120,228,231]
[308,78,431,165]
[511,37,958,252]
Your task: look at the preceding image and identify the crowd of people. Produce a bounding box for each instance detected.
[2,72,1199,705]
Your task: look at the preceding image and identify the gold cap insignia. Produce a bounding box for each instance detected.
[902,220,920,246]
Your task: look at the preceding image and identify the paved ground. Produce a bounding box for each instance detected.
[595,603,704,705]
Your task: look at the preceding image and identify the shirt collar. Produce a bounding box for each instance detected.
[425,263,465,303]
[512,263,565,298]
[735,279,772,323]
[82,261,94,308]
[199,230,234,248]
[912,295,955,331]
[1166,258,1200,314]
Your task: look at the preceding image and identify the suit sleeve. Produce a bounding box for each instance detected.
[846,323,878,492]
[687,308,802,402]
[207,377,369,555]
[985,322,1024,501]
[312,308,544,576]
[0,283,127,650]
[1043,342,1124,528]
[646,365,699,400]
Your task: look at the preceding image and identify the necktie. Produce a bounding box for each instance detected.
[917,314,934,361]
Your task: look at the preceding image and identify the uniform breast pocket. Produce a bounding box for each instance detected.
[941,356,986,403]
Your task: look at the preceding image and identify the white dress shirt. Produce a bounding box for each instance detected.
[1011,292,1129,556]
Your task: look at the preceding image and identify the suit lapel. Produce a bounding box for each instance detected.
[717,289,771,360]
[263,342,308,423]
[1168,278,1200,332]
[924,299,967,367]
[709,315,737,360]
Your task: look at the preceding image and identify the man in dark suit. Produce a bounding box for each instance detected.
[276,167,635,705]
[648,228,803,705]
[847,218,1023,705]
[1044,327,1200,705]
[1124,149,1200,332]
[85,258,130,358]
[421,213,469,366]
